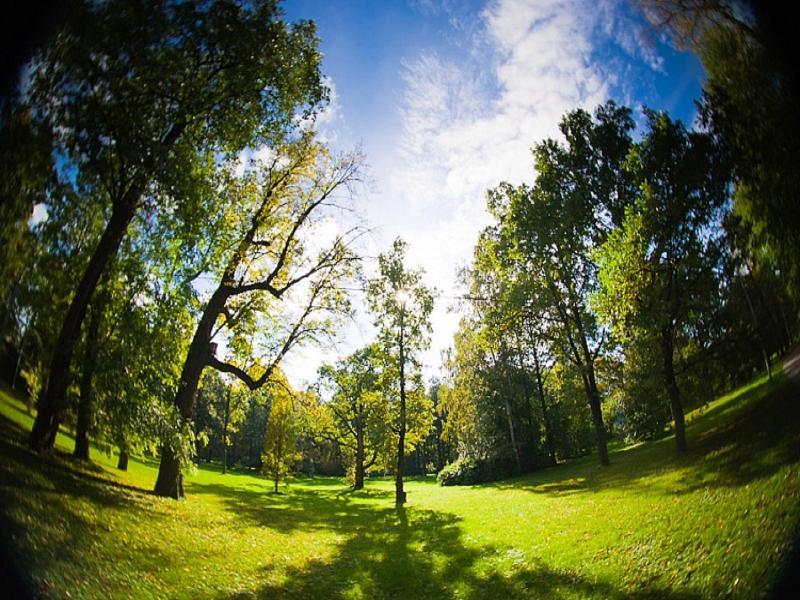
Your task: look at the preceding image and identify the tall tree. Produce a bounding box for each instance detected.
[639,0,800,313]
[154,137,362,499]
[487,102,636,466]
[594,110,729,453]
[27,0,327,452]
[367,238,435,506]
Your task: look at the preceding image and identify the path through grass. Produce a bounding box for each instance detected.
[1,359,799,598]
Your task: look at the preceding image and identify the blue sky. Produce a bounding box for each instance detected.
[278,0,705,386]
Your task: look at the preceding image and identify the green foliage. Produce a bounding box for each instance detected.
[261,375,300,491]
[436,455,506,486]
[367,238,436,364]
[0,105,52,303]
[700,25,800,298]
[2,358,798,598]
[311,345,390,484]
[367,238,436,503]
[593,109,730,451]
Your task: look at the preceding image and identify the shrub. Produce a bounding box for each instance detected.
[437,456,506,486]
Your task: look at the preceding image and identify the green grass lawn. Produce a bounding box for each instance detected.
[1,362,799,599]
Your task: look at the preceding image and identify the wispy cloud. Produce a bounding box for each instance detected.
[382,0,663,377]
[283,0,668,386]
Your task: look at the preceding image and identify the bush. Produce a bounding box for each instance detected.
[437,456,506,486]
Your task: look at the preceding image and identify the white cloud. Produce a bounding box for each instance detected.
[281,0,667,387]
[384,0,621,378]
[28,203,48,227]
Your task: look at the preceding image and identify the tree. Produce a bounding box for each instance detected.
[153,137,362,499]
[27,0,328,452]
[262,374,299,493]
[486,102,636,466]
[367,238,435,506]
[315,345,388,489]
[72,291,106,460]
[198,372,249,474]
[638,0,800,319]
[0,104,53,306]
[594,110,729,453]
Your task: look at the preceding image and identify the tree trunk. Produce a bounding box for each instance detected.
[354,408,365,490]
[30,186,142,452]
[222,387,231,475]
[395,317,407,507]
[585,378,609,466]
[661,326,687,454]
[741,276,773,383]
[503,392,522,472]
[577,337,609,466]
[435,413,445,472]
[154,446,184,499]
[117,448,129,471]
[73,300,102,461]
[154,287,228,498]
[532,347,557,467]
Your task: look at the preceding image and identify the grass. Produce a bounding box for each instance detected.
[1,361,799,599]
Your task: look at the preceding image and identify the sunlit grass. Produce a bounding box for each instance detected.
[1,362,798,599]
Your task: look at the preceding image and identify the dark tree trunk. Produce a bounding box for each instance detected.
[576,329,609,466]
[532,347,557,467]
[154,446,184,499]
[222,387,231,475]
[435,413,445,472]
[117,448,129,471]
[741,276,773,383]
[354,407,365,490]
[154,287,228,498]
[661,326,687,454]
[30,187,142,452]
[585,378,609,466]
[73,300,102,461]
[395,320,407,507]
[503,392,522,472]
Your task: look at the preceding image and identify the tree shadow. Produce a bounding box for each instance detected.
[0,412,172,597]
[486,372,800,498]
[185,478,700,598]
[222,499,701,599]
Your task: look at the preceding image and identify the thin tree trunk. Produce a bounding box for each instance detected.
[222,387,231,474]
[584,376,609,465]
[74,300,102,461]
[12,341,24,392]
[581,357,609,466]
[395,315,407,507]
[354,407,365,490]
[503,392,522,472]
[435,411,445,472]
[30,186,142,452]
[741,276,772,383]
[661,325,687,454]
[776,297,793,351]
[117,448,129,471]
[532,346,557,467]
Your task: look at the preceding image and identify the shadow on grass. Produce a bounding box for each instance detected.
[0,413,168,596]
[183,480,699,599]
[487,371,800,498]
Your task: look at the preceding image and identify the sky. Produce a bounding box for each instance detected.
[276,0,705,388]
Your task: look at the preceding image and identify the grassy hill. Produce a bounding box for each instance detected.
[1,361,799,599]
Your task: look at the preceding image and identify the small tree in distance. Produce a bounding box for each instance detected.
[262,376,299,493]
